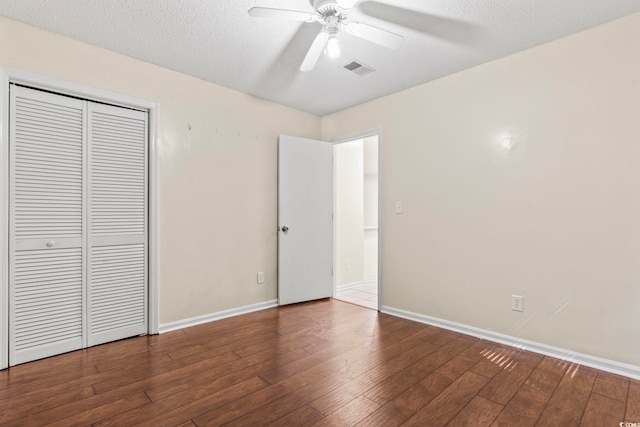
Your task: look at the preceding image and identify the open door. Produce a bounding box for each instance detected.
[278,135,333,305]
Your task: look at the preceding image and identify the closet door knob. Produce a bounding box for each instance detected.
[281,226,289,233]
[46,241,55,248]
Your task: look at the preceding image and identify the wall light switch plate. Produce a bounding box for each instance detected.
[395,201,404,214]
[257,272,264,284]
[512,295,523,312]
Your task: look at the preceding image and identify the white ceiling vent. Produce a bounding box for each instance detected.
[343,61,375,77]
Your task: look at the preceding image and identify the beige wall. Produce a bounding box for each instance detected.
[335,139,364,285]
[0,17,320,323]
[323,12,640,366]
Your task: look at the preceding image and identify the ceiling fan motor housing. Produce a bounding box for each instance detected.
[311,0,347,19]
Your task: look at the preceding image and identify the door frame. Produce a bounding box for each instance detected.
[0,67,159,370]
[330,129,382,311]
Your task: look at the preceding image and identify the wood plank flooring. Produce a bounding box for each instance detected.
[0,299,638,426]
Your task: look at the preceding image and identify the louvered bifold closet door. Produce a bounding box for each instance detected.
[9,85,86,365]
[87,103,147,346]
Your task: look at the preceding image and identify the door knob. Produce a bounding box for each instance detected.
[46,241,55,248]
[281,226,289,233]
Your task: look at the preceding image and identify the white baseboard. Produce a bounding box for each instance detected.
[381,305,640,381]
[336,278,377,292]
[159,299,278,334]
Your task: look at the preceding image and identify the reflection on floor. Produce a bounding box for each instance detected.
[335,281,378,310]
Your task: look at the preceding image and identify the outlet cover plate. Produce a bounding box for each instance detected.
[512,295,523,312]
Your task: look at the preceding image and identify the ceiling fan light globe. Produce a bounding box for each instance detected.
[326,35,341,59]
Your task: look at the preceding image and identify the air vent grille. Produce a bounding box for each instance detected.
[343,61,375,76]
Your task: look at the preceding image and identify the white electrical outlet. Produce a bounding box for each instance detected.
[512,295,523,312]
[257,272,264,284]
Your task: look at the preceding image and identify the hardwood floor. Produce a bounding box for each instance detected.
[0,299,638,426]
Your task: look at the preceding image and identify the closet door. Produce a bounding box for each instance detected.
[9,85,86,365]
[87,103,147,346]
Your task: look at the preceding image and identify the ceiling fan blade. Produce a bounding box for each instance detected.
[336,0,361,12]
[358,2,479,45]
[300,31,330,72]
[248,7,316,23]
[345,22,404,50]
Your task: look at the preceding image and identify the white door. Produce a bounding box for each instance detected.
[278,135,333,305]
[9,86,86,365]
[87,102,147,346]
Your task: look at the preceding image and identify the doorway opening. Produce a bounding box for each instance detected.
[333,134,379,310]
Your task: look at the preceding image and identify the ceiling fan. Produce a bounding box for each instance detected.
[248,0,404,71]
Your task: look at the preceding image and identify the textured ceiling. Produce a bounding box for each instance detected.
[1,0,639,116]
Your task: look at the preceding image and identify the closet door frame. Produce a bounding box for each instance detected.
[0,67,159,370]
